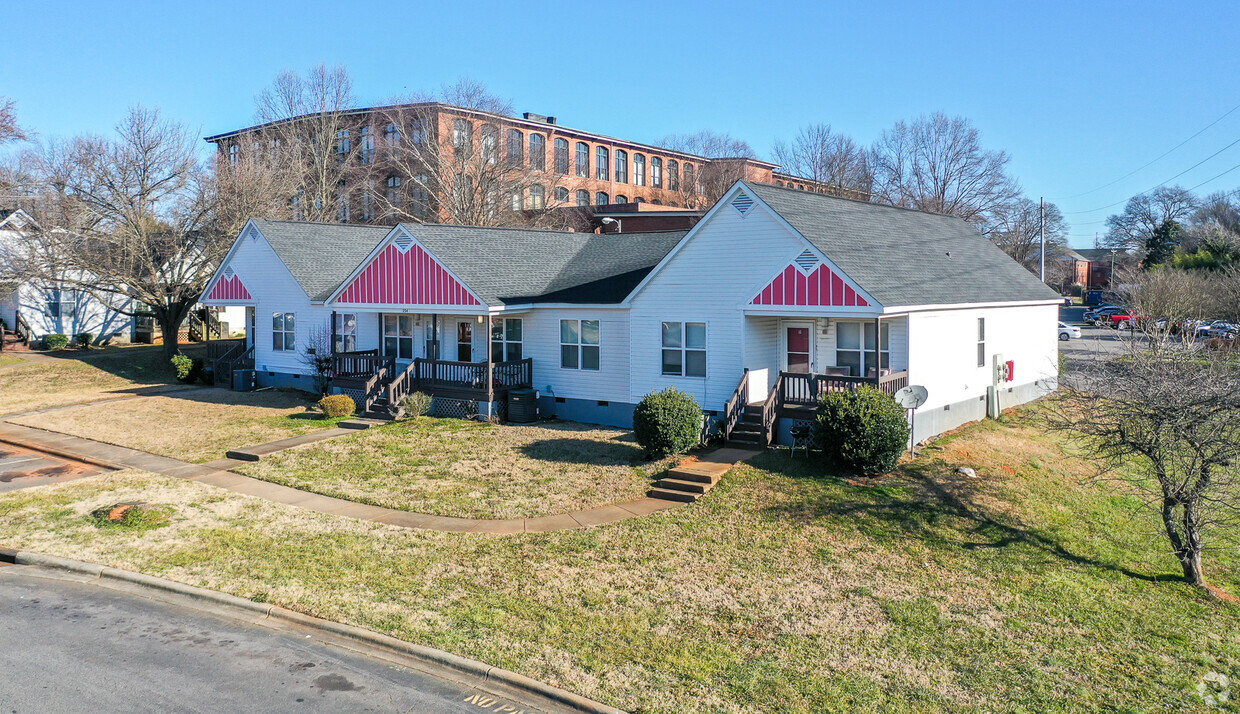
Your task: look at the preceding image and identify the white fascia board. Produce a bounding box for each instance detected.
[882,299,1063,314]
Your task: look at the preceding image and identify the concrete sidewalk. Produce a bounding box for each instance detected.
[0,420,692,533]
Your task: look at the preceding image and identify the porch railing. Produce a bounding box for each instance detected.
[780,370,911,406]
[206,338,245,362]
[214,344,254,387]
[412,357,533,399]
[332,350,391,379]
[761,374,783,446]
[723,370,750,441]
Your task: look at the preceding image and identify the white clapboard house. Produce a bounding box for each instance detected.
[200,181,1061,444]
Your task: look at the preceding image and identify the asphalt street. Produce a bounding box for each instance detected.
[0,564,555,713]
[0,443,103,493]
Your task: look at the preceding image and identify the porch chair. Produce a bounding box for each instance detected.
[789,420,813,459]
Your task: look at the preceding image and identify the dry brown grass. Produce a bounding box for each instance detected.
[2,409,1237,711]
[237,418,670,519]
[9,388,338,462]
[0,349,174,415]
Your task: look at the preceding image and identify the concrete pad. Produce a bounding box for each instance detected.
[674,461,732,478]
[565,504,632,528]
[698,447,762,464]
[523,514,582,533]
[615,498,678,517]
[229,429,354,459]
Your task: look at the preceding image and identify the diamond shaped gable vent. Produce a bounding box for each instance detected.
[731,191,754,217]
[794,249,820,274]
[393,233,414,253]
[223,266,235,279]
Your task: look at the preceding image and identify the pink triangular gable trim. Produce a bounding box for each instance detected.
[750,263,868,307]
[337,243,481,306]
[206,274,252,301]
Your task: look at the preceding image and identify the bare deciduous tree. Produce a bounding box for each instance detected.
[771,123,872,197]
[988,197,1068,275]
[658,130,757,208]
[0,98,28,146]
[249,64,360,223]
[1103,186,1199,256]
[868,113,1021,233]
[26,107,229,361]
[1051,324,1240,590]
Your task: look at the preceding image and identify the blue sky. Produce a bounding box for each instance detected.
[5,0,1239,246]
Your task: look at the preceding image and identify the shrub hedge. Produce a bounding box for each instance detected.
[811,386,909,475]
[318,394,356,418]
[633,386,702,458]
[44,333,69,350]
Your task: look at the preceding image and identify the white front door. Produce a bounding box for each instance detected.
[781,321,815,373]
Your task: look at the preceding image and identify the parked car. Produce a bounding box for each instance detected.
[1196,321,1238,339]
[1058,322,1081,341]
[1083,305,1125,325]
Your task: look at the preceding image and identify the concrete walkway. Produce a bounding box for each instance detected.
[0,419,759,534]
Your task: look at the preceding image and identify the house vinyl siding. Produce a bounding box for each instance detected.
[629,195,819,412]
[906,303,1058,412]
[517,308,631,404]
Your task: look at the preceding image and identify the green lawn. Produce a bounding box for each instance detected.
[236,418,668,519]
[1,408,1237,712]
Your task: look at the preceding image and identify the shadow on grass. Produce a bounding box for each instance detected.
[29,344,195,386]
[519,437,644,466]
[757,450,1175,584]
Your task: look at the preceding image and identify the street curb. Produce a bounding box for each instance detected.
[1,549,625,714]
[0,435,125,471]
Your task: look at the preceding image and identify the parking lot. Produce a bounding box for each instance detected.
[0,443,104,494]
[1060,307,1136,360]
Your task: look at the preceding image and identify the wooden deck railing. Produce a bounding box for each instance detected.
[206,338,245,362]
[761,374,783,446]
[780,370,911,406]
[331,350,390,379]
[413,357,533,399]
[722,370,749,441]
[214,343,254,387]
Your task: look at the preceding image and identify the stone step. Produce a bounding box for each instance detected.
[656,477,710,494]
[648,487,698,503]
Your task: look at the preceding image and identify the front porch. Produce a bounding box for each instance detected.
[330,350,533,418]
[726,313,911,447]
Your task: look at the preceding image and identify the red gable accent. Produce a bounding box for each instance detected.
[751,264,869,307]
[337,243,481,306]
[206,274,252,301]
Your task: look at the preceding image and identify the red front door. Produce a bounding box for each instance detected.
[786,325,811,372]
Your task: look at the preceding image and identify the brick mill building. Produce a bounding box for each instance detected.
[205,102,865,227]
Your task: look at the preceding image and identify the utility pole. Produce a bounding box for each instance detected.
[1039,197,1046,283]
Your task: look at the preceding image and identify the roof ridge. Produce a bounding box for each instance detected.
[401,222,687,238]
[743,181,965,222]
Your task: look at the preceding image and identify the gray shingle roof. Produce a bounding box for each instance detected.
[399,224,686,305]
[743,182,1061,307]
[251,219,391,301]
[250,218,685,306]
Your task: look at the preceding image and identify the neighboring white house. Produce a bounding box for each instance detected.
[200,181,1062,443]
[0,209,135,343]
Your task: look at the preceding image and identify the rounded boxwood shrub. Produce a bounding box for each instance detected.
[633,386,702,458]
[44,333,69,350]
[318,394,356,418]
[74,332,95,349]
[812,386,909,475]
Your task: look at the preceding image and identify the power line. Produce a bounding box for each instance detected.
[1054,98,1240,200]
[1063,135,1240,215]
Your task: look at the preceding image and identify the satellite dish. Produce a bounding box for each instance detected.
[894,385,928,409]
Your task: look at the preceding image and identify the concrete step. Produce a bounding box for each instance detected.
[656,477,710,494]
[667,469,719,485]
[648,487,698,503]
